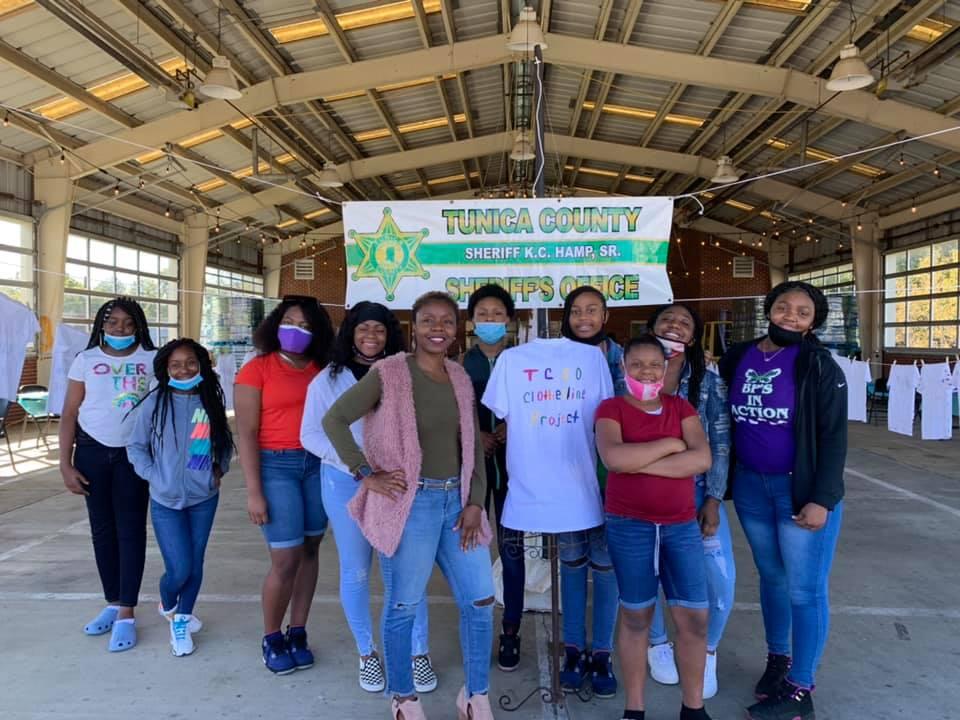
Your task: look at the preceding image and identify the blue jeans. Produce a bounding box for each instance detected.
[75,427,149,607]
[650,485,736,651]
[259,450,326,549]
[150,494,219,616]
[733,465,843,687]
[380,480,494,697]
[605,516,708,611]
[321,464,429,656]
[558,526,619,652]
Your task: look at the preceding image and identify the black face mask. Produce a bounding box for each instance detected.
[570,330,606,346]
[767,322,805,347]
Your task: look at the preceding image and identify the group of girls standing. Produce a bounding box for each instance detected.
[59,278,846,720]
[60,297,232,657]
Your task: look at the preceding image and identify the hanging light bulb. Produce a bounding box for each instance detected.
[933,166,941,177]
[899,153,905,166]
[509,131,534,161]
[199,56,243,100]
[164,204,171,218]
[826,44,875,92]
[113,183,120,196]
[911,198,918,213]
[711,155,740,184]
[59,150,66,164]
[316,163,344,188]
[2,114,8,127]
[856,217,863,231]
[506,6,547,52]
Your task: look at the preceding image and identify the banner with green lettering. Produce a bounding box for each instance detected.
[343,197,674,308]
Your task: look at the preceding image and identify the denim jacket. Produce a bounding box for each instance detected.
[605,339,627,397]
[676,364,730,500]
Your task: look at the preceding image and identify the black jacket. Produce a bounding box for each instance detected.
[462,345,508,500]
[719,337,847,512]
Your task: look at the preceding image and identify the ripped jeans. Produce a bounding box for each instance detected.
[380,479,494,697]
[321,464,429,657]
[649,484,736,652]
[558,525,619,652]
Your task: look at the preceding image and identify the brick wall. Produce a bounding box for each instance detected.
[278,225,773,347]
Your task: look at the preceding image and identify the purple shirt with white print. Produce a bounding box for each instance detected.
[729,343,800,474]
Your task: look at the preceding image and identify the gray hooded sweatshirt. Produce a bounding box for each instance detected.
[127,392,231,510]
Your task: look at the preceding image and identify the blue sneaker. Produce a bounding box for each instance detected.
[262,633,296,675]
[590,651,617,698]
[559,646,588,693]
[285,626,314,670]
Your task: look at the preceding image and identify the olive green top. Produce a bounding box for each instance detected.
[321,356,485,506]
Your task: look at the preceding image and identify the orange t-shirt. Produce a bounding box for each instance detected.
[235,352,321,450]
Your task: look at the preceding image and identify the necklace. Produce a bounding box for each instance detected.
[762,346,786,363]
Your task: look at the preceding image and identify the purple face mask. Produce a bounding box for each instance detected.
[278,325,312,354]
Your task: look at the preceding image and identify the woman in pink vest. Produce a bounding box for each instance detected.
[323,291,496,720]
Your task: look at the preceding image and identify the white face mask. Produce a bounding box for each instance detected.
[656,335,686,358]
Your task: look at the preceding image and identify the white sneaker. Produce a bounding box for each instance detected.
[170,614,195,657]
[412,655,438,693]
[648,642,680,685]
[359,655,386,693]
[158,603,202,633]
[703,652,718,699]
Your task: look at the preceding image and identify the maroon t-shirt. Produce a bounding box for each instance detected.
[596,394,699,524]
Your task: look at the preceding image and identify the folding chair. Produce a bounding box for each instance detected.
[867,377,889,425]
[0,399,17,469]
[16,384,55,450]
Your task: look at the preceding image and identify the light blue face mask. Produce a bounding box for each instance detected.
[103,333,136,351]
[169,374,202,391]
[474,322,507,345]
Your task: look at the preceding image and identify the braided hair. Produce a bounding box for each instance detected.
[86,296,156,350]
[133,339,233,467]
[647,303,706,409]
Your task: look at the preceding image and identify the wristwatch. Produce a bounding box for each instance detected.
[354,464,373,482]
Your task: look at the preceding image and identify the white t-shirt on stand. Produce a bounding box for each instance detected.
[0,294,40,400]
[481,337,614,533]
[841,359,872,423]
[67,346,156,447]
[887,363,920,437]
[48,324,89,415]
[919,362,953,441]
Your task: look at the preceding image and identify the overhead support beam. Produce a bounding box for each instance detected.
[66,35,511,178]
[214,132,856,224]
[542,33,960,156]
[878,188,960,230]
[73,179,182,234]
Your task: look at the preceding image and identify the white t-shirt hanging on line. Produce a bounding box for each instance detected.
[919,362,953,441]
[0,294,40,400]
[887,363,920,437]
[48,324,89,415]
[841,359,872,423]
[68,346,156,447]
[215,352,237,411]
[482,337,614,533]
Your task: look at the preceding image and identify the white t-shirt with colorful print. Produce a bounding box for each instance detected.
[68,346,156,447]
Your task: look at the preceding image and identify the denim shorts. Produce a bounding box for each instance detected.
[259,450,327,549]
[605,514,708,611]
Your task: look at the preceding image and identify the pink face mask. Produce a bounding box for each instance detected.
[624,374,664,401]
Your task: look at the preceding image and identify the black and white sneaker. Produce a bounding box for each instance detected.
[498,633,521,672]
[412,655,438,693]
[359,655,386,693]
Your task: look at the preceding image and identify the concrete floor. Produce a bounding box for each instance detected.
[1,421,958,720]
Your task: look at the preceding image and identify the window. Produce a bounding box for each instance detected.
[789,262,855,295]
[0,215,35,309]
[205,265,264,298]
[883,239,959,350]
[65,233,179,347]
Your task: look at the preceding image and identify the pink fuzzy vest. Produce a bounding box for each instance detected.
[347,353,492,557]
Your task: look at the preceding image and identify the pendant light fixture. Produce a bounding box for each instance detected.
[509,131,535,161]
[826,3,875,92]
[507,6,547,52]
[316,163,344,188]
[199,7,243,100]
[711,155,740,184]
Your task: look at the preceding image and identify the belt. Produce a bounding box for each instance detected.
[417,477,461,490]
